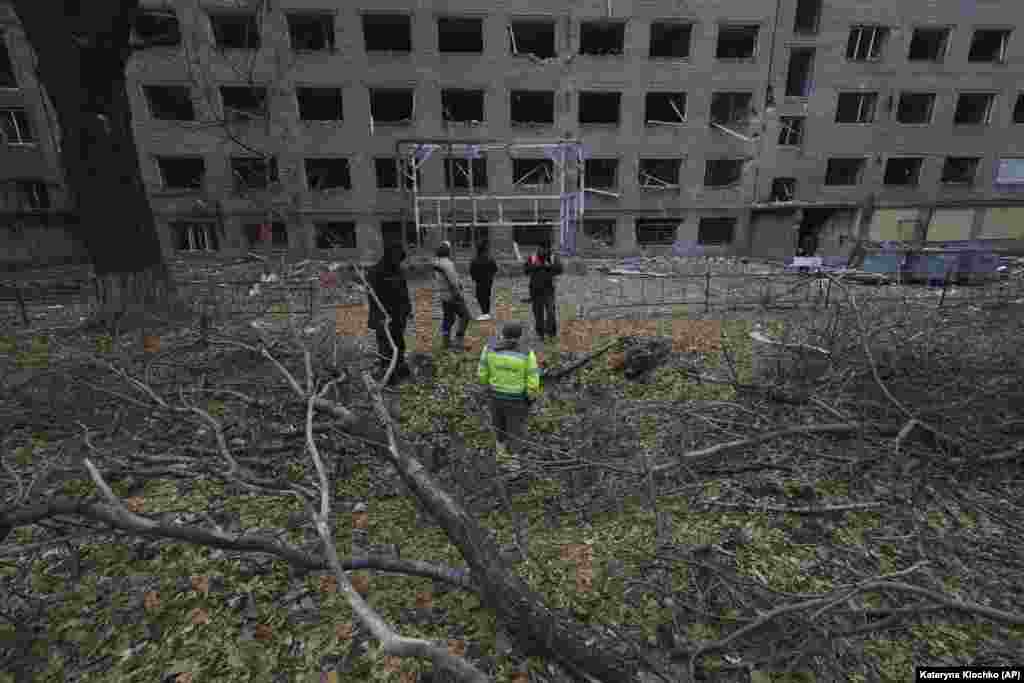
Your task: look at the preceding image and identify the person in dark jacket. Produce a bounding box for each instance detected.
[523,243,562,340]
[366,243,412,384]
[469,242,498,321]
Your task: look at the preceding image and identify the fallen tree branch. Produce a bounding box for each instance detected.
[542,338,622,383]
[703,501,886,514]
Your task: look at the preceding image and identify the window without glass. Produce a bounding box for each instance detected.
[716,25,759,59]
[0,109,33,144]
[649,22,692,58]
[0,39,15,88]
[144,85,194,121]
[940,157,979,184]
[770,178,797,201]
[374,158,419,190]
[835,92,877,123]
[220,86,267,122]
[297,87,342,121]
[639,159,682,189]
[583,219,615,246]
[1014,94,1024,123]
[287,13,334,51]
[513,159,554,187]
[908,27,950,61]
[15,180,49,209]
[846,25,887,61]
[363,14,411,52]
[173,221,219,252]
[438,17,483,53]
[635,219,678,245]
[245,222,287,247]
[510,90,554,125]
[704,159,745,187]
[968,29,1010,63]
[785,48,814,97]
[778,116,805,145]
[442,89,484,123]
[794,0,821,35]
[369,89,413,124]
[579,21,625,56]
[584,159,618,189]
[315,221,356,249]
[132,10,181,47]
[444,157,488,190]
[883,157,924,186]
[508,20,555,58]
[209,13,260,50]
[305,159,351,191]
[698,217,736,245]
[953,93,995,125]
[579,91,621,125]
[157,157,205,190]
[231,157,278,192]
[825,158,865,185]
[645,92,686,125]
[514,225,553,246]
[896,93,936,124]
[709,92,753,126]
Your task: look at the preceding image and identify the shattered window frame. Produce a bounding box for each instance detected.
[704,159,745,188]
[0,108,34,144]
[441,89,485,124]
[716,24,760,60]
[512,158,555,188]
[895,92,936,124]
[362,13,413,53]
[908,27,951,62]
[157,156,206,191]
[953,92,995,125]
[967,28,1011,63]
[15,180,50,209]
[834,92,877,124]
[244,221,288,248]
[940,156,980,185]
[709,92,754,126]
[220,86,269,123]
[778,116,805,146]
[638,158,682,190]
[584,158,619,189]
[304,158,352,192]
[644,92,687,125]
[315,221,357,249]
[296,87,343,121]
[882,157,924,187]
[635,218,679,246]
[230,156,279,193]
[510,90,555,126]
[824,158,866,186]
[697,217,737,245]
[508,19,557,59]
[846,25,888,62]
[437,16,484,54]
[579,91,622,125]
[132,10,182,48]
[369,88,415,125]
[579,21,626,56]
[582,219,615,246]
[144,85,195,121]
[209,12,261,51]
[649,21,692,59]
[287,13,336,52]
[793,0,822,35]
[770,177,797,202]
[172,220,220,252]
[785,48,815,97]
[374,157,419,190]
[444,156,489,190]
[0,36,18,88]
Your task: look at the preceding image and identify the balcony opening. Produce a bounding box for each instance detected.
[511,90,554,125]
[883,157,924,186]
[369,89,413,124]
[953,93,995,125]
[908,27,950,61]
[793,0,821,35]
[770,178,797,202]
[778,116,805,145]
[941,157,979,185]
[287,13,335,51]
[220,86,267,122]
[709,92,753,126]
[315,221,356,249]
[245,221,287,248]
[305,158,351,191]
[375,158,418,190]
[785,48,814,97]
[1014,94,1024,123]
[579,21,625,56]
[14,180,50,209]
[508,20,556,59]
[645,92,686,125]
[1,109,33,144]
[438,17,483,53]
[442,89,484,123]
[698,217,736,245]
[716,25,759,59]
[157,157,205,190]
[513,158,554,188]
[209,13,260,50]
[231,157,278,192]
[582,219,615,247]
[968,29,1010,63]
[584,158,618,189]
[825,158,865,186]
[846,25,887,61]
[363,14,412,53]
[144,85,194,121]
[635,218,678,246]
[704,159,745,188]
[639,158,682,190]
[0,41,15,88]
[444,157,488,190]
[835,92,877,123]
[132,10,181,47]
[896,93,936,124]
[173,221,219,252]
[297,87,342,121]
[649,22,692,58]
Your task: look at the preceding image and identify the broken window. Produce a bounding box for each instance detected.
[508,20,556,58]
[896,93,935,124]
[315,221,356,249]
[639,158,682,189]
[579,21,625,56]
[305,158,351,191]
[968,29,1010,63]
[220,86,267,122]
[144,85,195,121]
[698,217,736,245]
[173,221,219,252]
[645,92,686,125]
[374,157,418,189]
[835,92,877,123]
[824,158,865,185]
[770,178,797,201]
[438,17,483,53]
[209,13,260,50]
[0,109,33,143]
[908,27,950,61]
[953,93,995,125]
[513,158,554,187]
[794,0,821,35]
[297,87,342,121]
[231,156,278,192]
[635,218,678,245]
[583,219,615,246]
[510,90,554,125]
[649,22,692,58]
[716,25,759,60]
[704,159,745,188]
[0,38,17,88]
[132,10,181,47]
[778,116,805,145]
[883,157,924,186]
[584,158,618,189]
[785,48,814,97]
[287,13,335,52]
[1014,94,1024,123]
[846,26,887,61]
[15,180,49,209]
[363,14,411,53]
[444,157,488,190]
[940,157,979,184]
[514,225,553,246]
[244,221,287,247]
[157,157,205,190]
[369,89,414,124]
[442,89,484,123]
[709,92,753,126]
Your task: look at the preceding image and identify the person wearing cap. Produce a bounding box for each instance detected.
[433,241,472,351]
[366,242,412,385]
[477,322,541,473]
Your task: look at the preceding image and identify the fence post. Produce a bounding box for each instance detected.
[704,270,711,313]
[823,276,832,309]
[938,271,950,309]
[15,283,29,327]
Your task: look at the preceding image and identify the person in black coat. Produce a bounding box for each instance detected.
[366,243,412,384]
[469,242,499,320]
[523,243,563,340]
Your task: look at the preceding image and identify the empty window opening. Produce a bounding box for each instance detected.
[585,158,618,189]
[438,17,483,53]
[220,86,267,122]
[369,89,414,124]
[825,158,865,185]
[771,178,797,201]
[0,39,17,88]
[846,26,887,61]
[444,157,488,190]
[710,92,753,126]
[636,218,678,245]
[778,116,805,145]
[1014,94,1024,123]
[158,157,205,190]
[698,217,736,245]
[209,13,260,50]
[287,13,335,51]
[579,92,621,125]
[442,89,484,123]
[794,0,821,35]
[305,158,351,191]
[883,157,924,186]
[514,225,553,246]
[145,85,194,121]
[649,22,692,58]
[15,180,49,209]
[315,221,356,249]
[835,92,877,123]
[954,93,995,125]
[583,219,615,246]
[896,93,936,124]
[639,158,682,189]
[579,21,625,56]
[245,221,287,247]
[132,10,181,47]
[510,90,554,125]
[645,92,686,125]
[968,29,1010,63]
[716,25,759,59]
[297,87,342,121]
[705,159,745,187]
[1,109,34,143]
[375,158,418,189]
[513,158,554,187]
[908,27,950,61]
[173,221,219,252]
[941,157,979,184]
[508,20,556,58]
[363,14,412,52]
[231,157,278,192]
[785,48,814,97]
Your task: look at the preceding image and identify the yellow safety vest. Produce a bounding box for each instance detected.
[478,343,541,400]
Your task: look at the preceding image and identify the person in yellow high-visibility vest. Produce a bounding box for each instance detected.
[477,322,541,473]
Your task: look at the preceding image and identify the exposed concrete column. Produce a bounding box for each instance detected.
[739,208,754,256]
[615,215,636,254]
[969,207,987,239]
[917,206,934,242]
